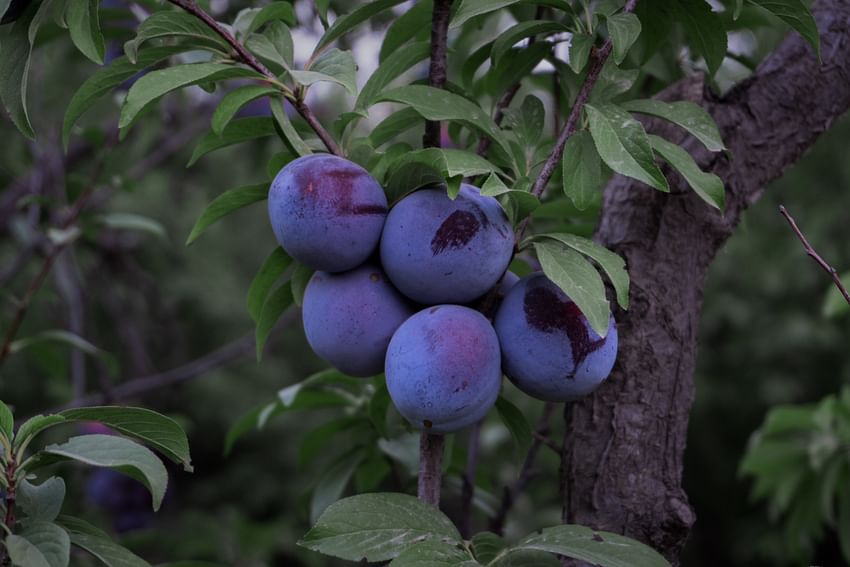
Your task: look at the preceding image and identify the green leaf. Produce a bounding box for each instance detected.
[671,0,727,76]
[376,86,511,157]
[356,41,430,113]
[562,131,604,211]
[538,233,629,310]
[245,1,296,35]
[495,396,532,461]
[247,247,293,323]
[589,61,639,103]
[187,117,277,166]
[491,21,569,65]
[42,434,168,510]
[648,135,725,210]
[388,540,480,567]
[18,478,66,524]
[0,7,39,139]
[489,550,562,567]
[14,416,67,452]
[503,95,545,149]
[585,103,668,192]
[298,492,462,561]
[0,0,11,21]
[57,516,109,539]
[65,0,104,64]
[119,63,259,130]
[96,213,167,241]
[7,522,70,567]
[0,399,13,440]
[747,0,820,58]
[290,263,314,307]
[513,525,671,567]
[310,451,365,523]
[186,184,268,245]
[822,271,850,318]
[535,241,610,336]
[65,531,150,567]
[63,46,185,149]
[255,281,293,360]
[734,0,744,18]
[451,0,521,28]
[480,174,540,222]
[369,107,423,147]
[212,85,278,136]
[380,0,431,62]
[385,161,444,205]
[270,100,313,157]
[292,49,357,95]
[606,12,641,64]
[392,148,502,180]
[9,330,118,376]
[568,34,593,74]
[245,21,293,71]
[59,406,192,472]
[124,12,228,63]
[621,99,725,152]
[314,0,407,55]
[470,532,508,564]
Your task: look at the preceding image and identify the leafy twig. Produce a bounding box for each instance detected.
[423,0,453,148]
[165,0,342,156]
[779,205,850,306]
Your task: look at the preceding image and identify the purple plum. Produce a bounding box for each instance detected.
[268,154,388,272]
[380,184,515,304]
[494,273,617,402]
[385,305,502,433]
[303,264,415,377]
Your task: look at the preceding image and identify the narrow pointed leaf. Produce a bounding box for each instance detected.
[212,85,278,136]
[187,184,268,245]
[124,12,228,63]
[0,399,13,440]
[314,0,406,54]
[622,99,725,152]
[747,0,820,58]
[672,0,726,76]
[247,247,293,323]
[65,0,105,64]
[491,21,569,65]
[514,525,670,567]
[270,100,312,157]
[562,131,604,211]
[256,282,293,360]
[649,135,725,210]
[188,118,277,166]
[291,49,356,95]
[356,41,430,112]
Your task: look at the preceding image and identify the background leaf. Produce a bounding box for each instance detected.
[186,184,268,245]
[65,0,105,64]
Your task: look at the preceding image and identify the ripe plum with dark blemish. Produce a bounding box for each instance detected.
[268,154,387,272]
[303,264,415,377]
[380,184,514,304]
[494,273,617,402]
[385,305,501,433]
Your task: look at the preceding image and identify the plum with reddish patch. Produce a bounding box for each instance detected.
[385,305,501,433]
[380,184,514,304]
[268,154,388,272]
[494,273,617,402]
[303,264,415,377]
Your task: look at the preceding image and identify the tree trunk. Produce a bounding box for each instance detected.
[562,2,850,562]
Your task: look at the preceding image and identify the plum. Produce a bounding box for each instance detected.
[303,264,415,377]
[268,154,388,272]
[494,273,617,402]
[385,305,502,433]
[380,184,514,304]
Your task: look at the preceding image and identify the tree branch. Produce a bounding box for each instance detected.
[165,0,342,156]
[423,0,453,148]
[418,432,444,506]
[779,205,850,306]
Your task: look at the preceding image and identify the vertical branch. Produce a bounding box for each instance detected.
[418,432,445,505]
[423,0,453,148]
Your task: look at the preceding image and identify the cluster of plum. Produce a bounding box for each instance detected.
[268,155,617,434]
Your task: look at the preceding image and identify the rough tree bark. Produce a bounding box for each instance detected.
[563,1,850,563]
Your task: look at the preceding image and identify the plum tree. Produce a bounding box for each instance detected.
[494,273,618,402]
[385,305,501,433]
[380,184,514,304]
[268,155,388,273]
[302,264,414,377]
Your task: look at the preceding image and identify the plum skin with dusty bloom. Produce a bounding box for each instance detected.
[303,264,415,377]
[385,305,502,433]
[494,273,618,402]
[268,154,388,273]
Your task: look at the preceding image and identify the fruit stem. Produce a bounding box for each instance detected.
[418,431,445,506]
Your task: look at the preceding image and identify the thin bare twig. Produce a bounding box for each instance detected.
[423,0,453,148]
[165,0,342,156]
[489,402,556,535]
[418,432,445,506]
[779,205,850,306]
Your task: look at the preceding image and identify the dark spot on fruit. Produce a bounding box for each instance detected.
[592,533,604,542]
[523,286,606,368]
[429,307,441,314]
[423,419,433,429]
[324,167,367,182]
[370,272,381,282]
[431,210,481,254]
